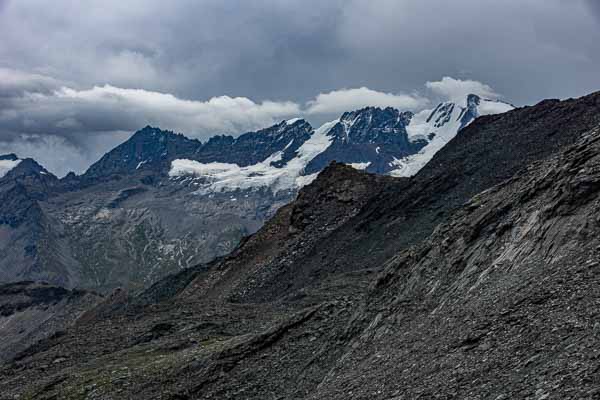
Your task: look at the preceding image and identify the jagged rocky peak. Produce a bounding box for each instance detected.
[8,158,53,177]
[61,171,79,182]
[192,118,314,167]
[240,118,313,149]
[83,126,202,180]
[278,117,312,131]
[331,106,414,144]
[228,118,313,166]
[390,94,516,177]
[303,106,425,175]
[275,118,313,143]
[0,155,56,228]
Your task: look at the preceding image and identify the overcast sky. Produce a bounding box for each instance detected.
[1,0,599,176]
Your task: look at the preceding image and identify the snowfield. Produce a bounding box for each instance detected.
[170,119,338,193]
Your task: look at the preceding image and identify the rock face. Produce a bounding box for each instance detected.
[1,91,599,398]
[315,126,600,399]
[305,107,425,174]
[82,128,201,181]
[0,157,74,287]
[0,95,507,292]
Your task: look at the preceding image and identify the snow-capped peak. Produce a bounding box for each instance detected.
[327,106,414,145]
[391,94,514,177]
[167,94,514,193]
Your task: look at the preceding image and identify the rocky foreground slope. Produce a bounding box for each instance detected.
[0,92,599,399]
[0,95,508,292]
[0,281,101,363]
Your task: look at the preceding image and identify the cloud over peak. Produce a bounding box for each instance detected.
[54,84,301,135]
[305,87,428,115]
[425,77,501,105]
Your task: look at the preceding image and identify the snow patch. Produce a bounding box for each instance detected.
[0,159,21,178]
[477,100,514,116]
[294,172,320,187]
[286,118,302,125]
[136,160,148,169]
[348,162,371,170]
[169,160,240,178]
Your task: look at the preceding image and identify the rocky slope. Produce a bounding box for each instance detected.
[0,281,102,363]
[1,91,598,398]
[311,125,600,399]
[0,95,506,292]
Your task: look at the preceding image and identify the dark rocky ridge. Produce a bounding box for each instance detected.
[195,119,313,167]
[1,91,599,398]
[81,120,314,182]
[80,108,422,183]
[313,125,600,398]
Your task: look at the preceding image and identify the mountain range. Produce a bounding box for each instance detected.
[1,90,599,398]
[0,94,511,292]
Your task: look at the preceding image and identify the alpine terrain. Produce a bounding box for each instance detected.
[0,94,509,293]
[1,91,599,399]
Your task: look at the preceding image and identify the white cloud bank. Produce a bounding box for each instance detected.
[0,68,302,141]
[425,77,501,105]
[54,85,302,136]
[305,87,428,115]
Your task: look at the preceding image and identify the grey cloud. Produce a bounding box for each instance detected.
[1,0,598,104]
[586,0,600,20]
